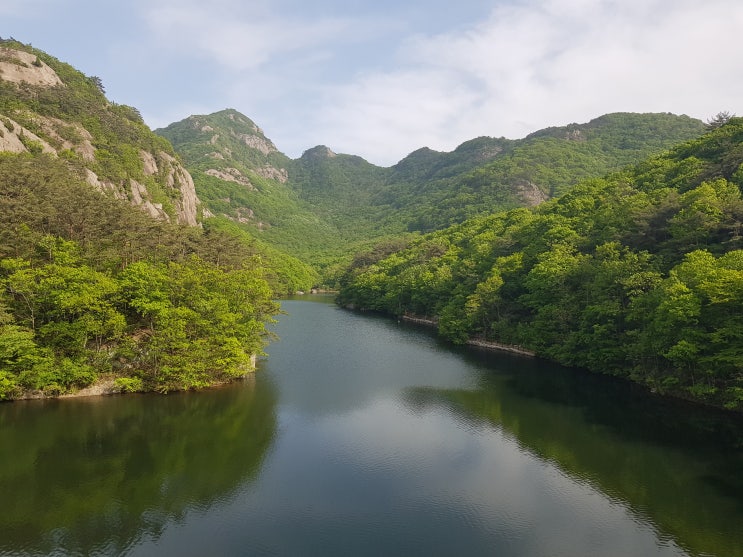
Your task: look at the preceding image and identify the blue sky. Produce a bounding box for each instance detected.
[3,0,742,165]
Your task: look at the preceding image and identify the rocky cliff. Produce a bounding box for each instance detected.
[0,42,200,226]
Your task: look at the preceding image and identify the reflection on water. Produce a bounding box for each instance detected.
[0,376,277,556]
[405,347,743,557]
[1,298,742,556]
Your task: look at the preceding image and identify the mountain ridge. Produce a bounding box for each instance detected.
[157,108,707,277]
[0,39,735,410]
[0,40,200,226]
[336,116,743,411]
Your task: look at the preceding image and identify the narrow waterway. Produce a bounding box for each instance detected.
[1,296,742,556]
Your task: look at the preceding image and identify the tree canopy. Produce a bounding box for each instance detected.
[0,153,279,399]
[338,118,743,411]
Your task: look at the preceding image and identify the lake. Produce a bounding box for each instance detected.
[1,296,742,556]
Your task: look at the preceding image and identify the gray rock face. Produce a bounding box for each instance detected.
[0,47,201,227]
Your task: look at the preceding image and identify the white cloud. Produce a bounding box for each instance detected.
[0,0,55,17]
[140,0,380,72]
[309,69,479,158]
[308,0,743,164]
[6,0,741,165]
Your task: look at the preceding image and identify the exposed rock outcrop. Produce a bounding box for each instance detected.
[0,47,63,87]
[205,167,254,188]
[0,115,56,155]
[163,152,200,226]
[231,131,277,155]
[37,116,96,161]
[129,179,168,221]
[141,150,200,226]
[256,165,289,183]
[0,45,202,228]
[515,180,549,206]
[0,117,27,153]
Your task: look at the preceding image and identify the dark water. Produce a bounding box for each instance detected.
[1,297,742,556]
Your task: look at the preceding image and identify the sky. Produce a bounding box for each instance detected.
[2,0,742,166]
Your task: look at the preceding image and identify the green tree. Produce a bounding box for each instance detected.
[119,257,277,392]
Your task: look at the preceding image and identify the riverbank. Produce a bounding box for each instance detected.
[465,338,536,357]
[400,314,536,357]
[11,377,121,401]
[7,355,260,402]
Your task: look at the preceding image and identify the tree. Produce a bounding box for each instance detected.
[118,257,278,392]
[88,75,105,94]
[705,111,734,130]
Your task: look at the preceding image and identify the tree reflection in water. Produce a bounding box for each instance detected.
[404,350,743,557]
[0,375,277,556]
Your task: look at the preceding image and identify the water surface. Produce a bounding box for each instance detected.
[1,297,742,556]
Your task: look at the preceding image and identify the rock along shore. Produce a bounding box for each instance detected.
[400,314,535,357]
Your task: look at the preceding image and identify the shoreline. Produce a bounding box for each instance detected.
[11,377,121,402]
[400,314,536,357]
[465,338,536,357]
[7,355,259,402]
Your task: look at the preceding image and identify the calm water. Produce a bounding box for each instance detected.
[1,296,742,556]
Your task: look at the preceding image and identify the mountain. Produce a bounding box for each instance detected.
[0,40,199,226]
[156,109,342,267]
[287,114,707,237]
[376,112,707,231]
[0,39,730,407]
[337,116,743,411]
[159,109,706,278]
[0,41,286,400]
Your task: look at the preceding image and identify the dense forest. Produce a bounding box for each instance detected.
[0,154,279,399]
[338,117,743,411]
[2,38,740,411]
[374,113,706,232]
[0,41,281,399]
[159,110,705,281]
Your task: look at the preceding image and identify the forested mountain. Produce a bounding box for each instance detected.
[381,113,707,231]
[156,110,342,271]
[160,109,705,280]
[338,117,743,411]
[289,145,389,236]
[289,113,705,234]
[0,39,728,409]
[0,41,198,225]
[0,41,281,399]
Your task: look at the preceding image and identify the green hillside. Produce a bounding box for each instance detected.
[288,113,705,235]
[0,39,724,408]
[0,42,283,399]
[0,153,280,400]
[338,116,743,411]
[377,113,707,231]
[288,145,389,238]
[0,39,198,225]
[156,110,345,271]
[160,109,706,281]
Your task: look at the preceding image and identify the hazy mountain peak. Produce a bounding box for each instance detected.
[301,145,337,159]
[159,109,284,162]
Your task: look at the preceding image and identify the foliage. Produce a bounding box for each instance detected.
[373,112,706,232]
[706,111,735,130]
[0,152,279,399]
[0,41,721,404]
[0,37,207,245]
[1,46,314,291]
[118,257,277,392]
[339,118,743,411]
[156,110,343,278]
[158,109,705,283]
